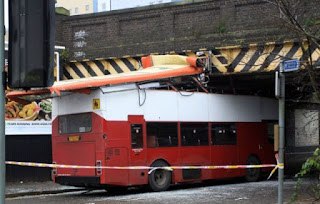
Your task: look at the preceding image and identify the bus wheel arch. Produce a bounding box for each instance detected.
[245,154,261,182]
[148,159,172,192]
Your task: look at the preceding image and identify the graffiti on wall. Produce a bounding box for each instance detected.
[73,30,88,58]
[295,109,319,147]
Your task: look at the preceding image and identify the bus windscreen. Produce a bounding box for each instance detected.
[59,113,92,134]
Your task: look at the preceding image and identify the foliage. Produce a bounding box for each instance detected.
[291,148,320,203]
[266,0,320,48]
[217,23,226,34]
[305,18,315,27]
[194,30,201,39]
[59,49,70,62]
[265,0,320,101]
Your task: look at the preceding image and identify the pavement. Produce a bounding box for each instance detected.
[3,178,312,202]
[4,179,315,203]
[5,181,84,198]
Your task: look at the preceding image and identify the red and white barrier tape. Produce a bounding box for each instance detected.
[5,154,283,179]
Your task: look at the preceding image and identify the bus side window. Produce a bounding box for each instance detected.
[181,123,209,146]
[267,122,275,144]
[131,124,143,148]
[212,123,237,145]
[147,122,178,148]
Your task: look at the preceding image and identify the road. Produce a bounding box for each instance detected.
[5,179,313,204]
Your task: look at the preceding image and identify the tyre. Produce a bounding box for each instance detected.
[245,155,261,182]
[148,160,171,192]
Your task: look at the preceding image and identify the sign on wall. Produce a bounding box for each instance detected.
[284,59,300,72]
[5,98,52,135]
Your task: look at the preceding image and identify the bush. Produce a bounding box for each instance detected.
[291,148,320,203]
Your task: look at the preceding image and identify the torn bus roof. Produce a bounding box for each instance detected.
[49,55,203,95]
[7,55,204,99]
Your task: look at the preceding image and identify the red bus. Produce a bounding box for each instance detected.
[52,84,278,191]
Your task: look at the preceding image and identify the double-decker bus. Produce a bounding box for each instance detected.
[51,83,278,191]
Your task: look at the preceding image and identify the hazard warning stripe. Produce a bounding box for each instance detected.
[241,45,265,72]
[122,58,138,71]
[258,44,284,72]
[80,62,98,77]
[286,42,301,59]
[62,57,141,80]
[210,42,320,73]
[227,47,248,73]
[61,41,320,80]
[109,59,124,73]
[309,45,320,68]
[94,60,109,75]
[310,44,319,61]
[248,44,275,72]
[63,66,73,80]
[235,47,258,72]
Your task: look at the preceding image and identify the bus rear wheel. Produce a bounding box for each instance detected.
[148,160,171,192]
[245,155,261,182]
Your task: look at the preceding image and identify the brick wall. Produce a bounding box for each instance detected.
[55,13,68,46]
[55,0,320,61]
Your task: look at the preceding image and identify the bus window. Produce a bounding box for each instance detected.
[212,123,237,145]
[147,122,178,148]
[181,123,209,146]
[131,124,143,148]
[267,122,276,144]
[59,113,92,134]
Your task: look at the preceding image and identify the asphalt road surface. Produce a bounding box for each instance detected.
[5,179,314,204]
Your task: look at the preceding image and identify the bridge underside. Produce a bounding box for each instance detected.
[59,41,320,99]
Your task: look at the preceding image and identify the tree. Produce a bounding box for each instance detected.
[265,0,320,101]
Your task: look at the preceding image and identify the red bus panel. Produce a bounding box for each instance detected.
[54,142,96,176]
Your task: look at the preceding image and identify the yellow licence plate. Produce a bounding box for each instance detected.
[68,136,80,142]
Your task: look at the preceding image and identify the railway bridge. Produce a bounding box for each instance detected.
[6,0,320,181]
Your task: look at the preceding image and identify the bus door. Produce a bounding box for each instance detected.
[128,115,148,185]
[211,123,240,178]
[263,122,277,164]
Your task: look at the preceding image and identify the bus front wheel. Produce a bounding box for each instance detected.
[148,160,171,192]
[245,155,261,182]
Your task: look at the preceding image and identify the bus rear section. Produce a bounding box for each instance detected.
[52,112,104,187]
[52,112,137,188]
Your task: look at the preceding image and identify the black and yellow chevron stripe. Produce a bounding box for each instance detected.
[62,57,141,80]
[61,41,320,80]
[209,41,320,73]
[182,42,320,73]
[168,42,319,73]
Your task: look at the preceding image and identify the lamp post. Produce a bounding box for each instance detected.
[278,62,285,204]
